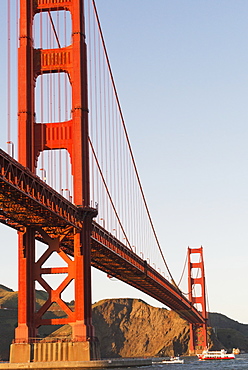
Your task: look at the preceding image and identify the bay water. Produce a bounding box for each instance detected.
[104,353,248,369]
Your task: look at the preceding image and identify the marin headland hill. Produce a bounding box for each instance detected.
[0,284,247,361]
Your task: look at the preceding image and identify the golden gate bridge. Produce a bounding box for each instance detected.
[0,0,207,363]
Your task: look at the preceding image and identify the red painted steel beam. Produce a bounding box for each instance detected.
[35,0,72,12]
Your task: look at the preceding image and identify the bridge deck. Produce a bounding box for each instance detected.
[0,149,205,325]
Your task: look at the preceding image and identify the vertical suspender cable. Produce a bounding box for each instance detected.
[40,11,45,173]
[103,35,107,227]
[88,3,94,205]
[64,10,69,195]
[7,0,11,154]
[57,11,62,195]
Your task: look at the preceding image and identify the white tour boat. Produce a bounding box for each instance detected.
[161,356,184,364]
[197,349,235,361]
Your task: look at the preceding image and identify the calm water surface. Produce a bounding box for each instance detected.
[104,353,248,370]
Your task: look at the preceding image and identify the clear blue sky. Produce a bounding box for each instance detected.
[0,1,248,324]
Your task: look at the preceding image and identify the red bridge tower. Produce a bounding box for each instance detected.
[10,0,99,362]
[188,247,208,354]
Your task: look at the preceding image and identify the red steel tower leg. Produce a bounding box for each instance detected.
[11,0,99,362]
[15,0,35,344]
[188,247,208,354]
[15,229,36,341]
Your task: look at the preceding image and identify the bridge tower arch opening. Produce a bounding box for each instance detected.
[10,0,99,363]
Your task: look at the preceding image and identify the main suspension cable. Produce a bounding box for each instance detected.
[91,0,174,281]
[177,251,188,287]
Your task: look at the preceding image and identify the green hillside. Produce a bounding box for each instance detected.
[209,312,248,351]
